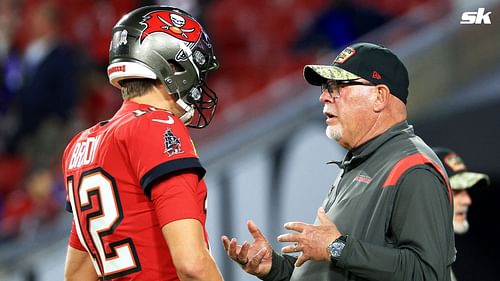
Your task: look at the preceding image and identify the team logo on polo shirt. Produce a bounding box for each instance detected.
[354,174,372,184]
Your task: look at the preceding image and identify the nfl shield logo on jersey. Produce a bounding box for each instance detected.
[163,128,183,156]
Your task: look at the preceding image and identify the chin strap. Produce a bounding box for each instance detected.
[175,98,195,125]
[172,82,217,129]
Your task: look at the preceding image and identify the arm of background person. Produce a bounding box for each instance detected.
[336,168,454,281]
[64,246,99,281]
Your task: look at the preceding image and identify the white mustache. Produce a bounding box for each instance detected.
[454,206,468,214]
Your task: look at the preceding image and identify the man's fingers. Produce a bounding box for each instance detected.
[283,222,307,232]
[281,243,302,254]
[238,241,250,261]
[277,233,300,243]
[227,238,236,253]
[248,247,267,269]
[227,238,242,260]
[317,207,333,225]
[221,236,230,251]
[295,254,308,267]
[247,220,265,241]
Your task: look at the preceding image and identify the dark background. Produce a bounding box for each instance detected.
[414,98,500,280]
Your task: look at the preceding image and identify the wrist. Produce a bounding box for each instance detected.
[259,251,279,281]
[327,235,348,262]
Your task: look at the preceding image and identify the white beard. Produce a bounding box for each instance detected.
[326,124,343,141]
[453,219,470,234]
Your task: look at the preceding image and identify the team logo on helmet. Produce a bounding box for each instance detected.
[140,10,202,44]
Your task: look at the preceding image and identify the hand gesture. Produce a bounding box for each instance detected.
[221,220,273,277]
[277,208,341,267]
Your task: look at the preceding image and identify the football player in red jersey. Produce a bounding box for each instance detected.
[62,6,223,281]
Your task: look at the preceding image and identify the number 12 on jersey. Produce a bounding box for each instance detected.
[67,168,141,279]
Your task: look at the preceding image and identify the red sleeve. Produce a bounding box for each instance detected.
[68,221,86,251]
[151,172,205,228]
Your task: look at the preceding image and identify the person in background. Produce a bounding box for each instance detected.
[433,147,490,281]
[62,6,223,281]
[6,1,78,154]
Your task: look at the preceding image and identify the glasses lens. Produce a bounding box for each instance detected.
[321,80,375,98]
[321,81,335,94]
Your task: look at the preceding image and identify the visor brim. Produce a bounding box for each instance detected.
[303,65,360,86]
[450,172,490,190]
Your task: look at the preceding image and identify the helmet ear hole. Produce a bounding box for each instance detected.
[168,60,185,73]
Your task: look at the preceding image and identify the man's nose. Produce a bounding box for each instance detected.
[462,191,472,205]
[319,89,333,103]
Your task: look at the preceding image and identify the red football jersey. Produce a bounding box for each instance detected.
[62,101,208,280]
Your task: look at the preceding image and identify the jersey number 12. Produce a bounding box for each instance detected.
[67,168,141,279]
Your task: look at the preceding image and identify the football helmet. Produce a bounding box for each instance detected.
[108,6,219,128]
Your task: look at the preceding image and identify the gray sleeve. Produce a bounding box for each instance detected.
[336,167,455,281]
[260,251,297,281]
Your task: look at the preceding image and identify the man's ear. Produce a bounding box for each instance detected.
[373,85,390,112]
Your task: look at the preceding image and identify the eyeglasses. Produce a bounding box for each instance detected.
[321,80,375,99]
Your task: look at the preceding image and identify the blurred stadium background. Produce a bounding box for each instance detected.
[0,0,499,280]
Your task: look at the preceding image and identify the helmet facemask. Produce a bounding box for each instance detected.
[180,81,218,128]
[172,32,219,129]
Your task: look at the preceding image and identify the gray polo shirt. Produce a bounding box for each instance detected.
[262,121,455,281]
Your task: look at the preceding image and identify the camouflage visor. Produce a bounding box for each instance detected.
[450,172,490,190]
[303,65,360,86]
